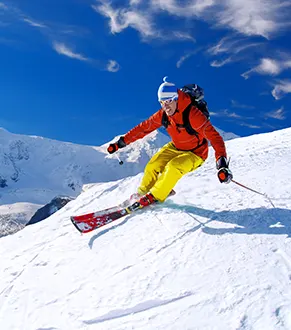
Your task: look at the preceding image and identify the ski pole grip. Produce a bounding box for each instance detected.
[107,143,118,154]
[218,171,226,181]
[107,137,126,154]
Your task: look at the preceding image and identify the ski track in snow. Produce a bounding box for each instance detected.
[83,291,193,325]
[1,128,291,329]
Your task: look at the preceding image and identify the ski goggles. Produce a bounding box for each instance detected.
[159,96,178,106]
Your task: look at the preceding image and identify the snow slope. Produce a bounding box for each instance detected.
[2,129,290,330]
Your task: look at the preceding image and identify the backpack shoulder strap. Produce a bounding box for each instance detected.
[182,104,199,136]
[161,111,170,128]
[161,102,208,137]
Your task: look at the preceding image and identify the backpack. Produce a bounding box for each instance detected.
[161,84,210,136]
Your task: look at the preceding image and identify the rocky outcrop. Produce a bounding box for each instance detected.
[27,196,74,226]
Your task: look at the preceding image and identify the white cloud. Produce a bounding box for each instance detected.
[0,2,8,10]
[265,106,286,120]
[172,31,195,42]
[209,108,244,119]
[233,42,263,55]
[210,57,233,67]
[209,111,220,117]
[231,100,255,109]
[208,36,239,55]
[151,0,291,38]
[272,80,291,100]
[92,2,197,41]
[151,0,214,16]
[256,58,282,75]
[227,111,244,119]
[23,18,47,29]
[93,0,291,42]
[239,122,261,129]
[215,0,276,38]
[176,49,199,68]
[92,2,156,38]
[242,58,291,79]
[208,36,262,56]
[208,35,263,67]
[52,42,89,62]
[106,60,120,72]
[52,43,120,71]
[130,0,142,5]
[177,54,192,68]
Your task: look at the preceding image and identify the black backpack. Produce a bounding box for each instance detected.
[161,84,210,136]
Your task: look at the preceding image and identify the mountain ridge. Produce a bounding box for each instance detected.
[0,127,239,205]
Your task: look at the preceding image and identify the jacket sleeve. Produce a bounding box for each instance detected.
[123,110,163,145]
[188,107,227,160]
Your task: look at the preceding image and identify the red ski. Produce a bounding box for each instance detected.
[71,190,175,234]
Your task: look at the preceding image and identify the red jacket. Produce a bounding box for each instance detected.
[124,90,227,161]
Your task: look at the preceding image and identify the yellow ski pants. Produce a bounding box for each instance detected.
[138,142,204,202]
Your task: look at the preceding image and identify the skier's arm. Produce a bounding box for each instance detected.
[202,122,233,183]
[188,107,232,183]
[107,110,163,154]
[123,110,163,145]
[201,122,227,160]
[188,107,227,160]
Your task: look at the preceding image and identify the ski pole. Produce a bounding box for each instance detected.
[115,154,124,165]
[231,179,275,208]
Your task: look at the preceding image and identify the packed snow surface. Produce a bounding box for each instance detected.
[1,128,291,329]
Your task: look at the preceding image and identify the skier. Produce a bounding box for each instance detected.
[107,77,233,206]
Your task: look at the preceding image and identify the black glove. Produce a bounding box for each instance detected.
[216,156,233,184]
[107,137,126,154]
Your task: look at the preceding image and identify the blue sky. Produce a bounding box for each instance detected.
[0,0,291,146]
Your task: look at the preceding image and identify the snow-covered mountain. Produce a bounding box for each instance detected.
[0,127,238,203]
[0,127,169,205]
[0,127,290,329]
[0,128,235,204]
[0,126,238,231]
[0,202,41,238]
[0,127,170,233]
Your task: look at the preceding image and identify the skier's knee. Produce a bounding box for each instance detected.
[144,162,160,175]
[167,159,193,175]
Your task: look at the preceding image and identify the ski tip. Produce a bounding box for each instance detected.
[70,216,84,233]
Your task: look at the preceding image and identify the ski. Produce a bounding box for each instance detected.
[71,200,143,233]
[71,190,175,234]
[70,196,135,223]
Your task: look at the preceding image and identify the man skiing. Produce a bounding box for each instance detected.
[107,77,233,206]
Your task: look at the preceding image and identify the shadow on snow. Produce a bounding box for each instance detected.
[165,200,291,237]
[87,200,291,248]
[88,215,134,249]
